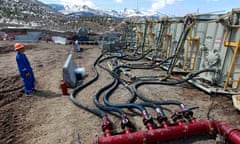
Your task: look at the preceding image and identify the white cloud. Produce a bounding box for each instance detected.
[59,0,96,7]
[151,0,166,10]
[166,0,175,4]
[151,0,178,11]
[115,0,123,3]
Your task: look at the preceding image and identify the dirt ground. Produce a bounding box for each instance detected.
[0,40,240,144]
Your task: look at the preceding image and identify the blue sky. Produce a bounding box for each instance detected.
[39,0,239,16]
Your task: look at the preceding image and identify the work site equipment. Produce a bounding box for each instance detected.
[188,8,240,94]
[60,80,68,95]
[93,120,240,144]
[69,8,240,144]
[123,8,240,94]
[62,54,86,88]
[69,46,240,143]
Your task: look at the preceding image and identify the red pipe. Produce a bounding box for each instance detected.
[93,120,240,144]
[214,121,240,144]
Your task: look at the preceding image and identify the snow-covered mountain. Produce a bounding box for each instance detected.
[48,4,162,18]
[63,5,117,17]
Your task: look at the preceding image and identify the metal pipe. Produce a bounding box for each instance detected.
[214,121,240,144]
[93,120,240,144]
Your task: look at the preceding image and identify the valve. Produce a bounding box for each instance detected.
[171,110,184,125]
[179,104,199,123]
[155,108,169,128]
[120,114,135,133]
[142,110,155,130]
[101,115,113,137]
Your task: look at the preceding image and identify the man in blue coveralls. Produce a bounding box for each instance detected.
[15,43,36,94]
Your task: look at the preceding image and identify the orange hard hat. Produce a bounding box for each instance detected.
[14,43,24,50]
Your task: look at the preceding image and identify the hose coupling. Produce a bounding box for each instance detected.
[120,114,135,131]
[180,104,198,121]
[155,108,168,125]
[171,110,183,125]
[101,115,113,136]
[142,110,155,129]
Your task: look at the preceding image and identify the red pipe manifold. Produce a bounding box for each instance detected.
[93,120,240,144]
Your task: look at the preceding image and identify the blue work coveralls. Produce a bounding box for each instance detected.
[16,52,35,94]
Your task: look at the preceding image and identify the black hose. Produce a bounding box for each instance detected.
[98,50,201,109]
[106,75,145,111]
[98,51,155,104]
[111,55,174,104]
[168,23,193,74]
[99,48,154,64]
[104,77,145,111]
[133,68,216,106]
[135,68,215,87]
[122,49,154,61]
[117,55,173,70]
[93,75,126,116]
[97,60,146,112]
[98,52,181,109]
[70,50,118,118]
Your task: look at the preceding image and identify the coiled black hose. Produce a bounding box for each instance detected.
[110,56,174,103]
[70,50,118,118]
[99,51,210,110]
[96,60,147,113]
[104,77,145,111]
[100,64,169,120]
[97,52,156,104]
[93,75,126,116]
[98,53,182,110]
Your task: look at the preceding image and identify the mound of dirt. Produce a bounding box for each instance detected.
[0,74,35,144]
[0,75,23,106]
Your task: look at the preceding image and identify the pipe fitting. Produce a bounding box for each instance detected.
[179,104,198,122]
[94,120,240,144]
[120,114,135,132]
[142,110,155,130]
[156,115,168,125]
[102,116,113,137]
[171,110,183,124]
[214,121,240,143]
[155,108,169,127]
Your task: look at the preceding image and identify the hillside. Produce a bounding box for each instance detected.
[0,0,68,30]
[0,0,125,33]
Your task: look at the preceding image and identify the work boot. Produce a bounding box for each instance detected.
[32,88,37,92]
[25,89,37,95]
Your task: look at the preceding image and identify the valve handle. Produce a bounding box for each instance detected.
[182,106,199,119]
